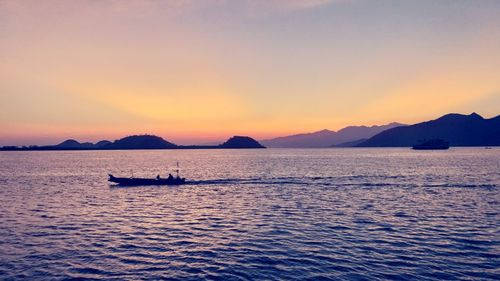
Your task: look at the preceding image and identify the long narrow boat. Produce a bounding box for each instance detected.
[108,174,186,186]
[412,139,449,150]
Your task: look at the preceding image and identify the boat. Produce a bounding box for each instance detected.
[108,174,186,186]
[109,163,186,186]
[412,139,450,150]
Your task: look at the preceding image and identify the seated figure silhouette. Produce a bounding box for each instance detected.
[167,173,174,181]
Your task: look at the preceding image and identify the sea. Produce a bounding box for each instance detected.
[0,148,498,280]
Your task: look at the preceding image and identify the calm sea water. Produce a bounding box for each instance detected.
[0,148,498,280]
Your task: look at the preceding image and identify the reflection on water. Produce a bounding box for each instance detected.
[0,148,499,280]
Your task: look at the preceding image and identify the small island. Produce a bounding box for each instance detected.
[219,136,266,149]
[0,135,266,151]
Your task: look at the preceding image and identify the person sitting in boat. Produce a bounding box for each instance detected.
[167,173,174,180]
[156,175,160,180]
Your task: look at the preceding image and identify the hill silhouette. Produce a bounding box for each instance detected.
[56,139,82,148]
[95,140,112,147]
[261,122,404,147]
[357,113,500,147]
[219,136,265,148]
[56,139,95,148]
[105,135,177,149]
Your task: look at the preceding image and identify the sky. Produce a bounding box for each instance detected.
[1,0,500,145]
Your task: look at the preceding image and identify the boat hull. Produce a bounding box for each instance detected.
[412,139,450,150]
[108,175,186,186]
[412,146,449,150]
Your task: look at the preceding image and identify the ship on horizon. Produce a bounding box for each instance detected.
[412,139,450,150]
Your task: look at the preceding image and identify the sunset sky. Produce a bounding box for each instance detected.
[1,0,500,145]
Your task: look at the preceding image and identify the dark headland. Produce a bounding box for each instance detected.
[355,113,500,147]
[0,135,266,151]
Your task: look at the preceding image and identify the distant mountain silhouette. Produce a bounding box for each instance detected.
[261,123,404,148]
[333,138,368,147]
[56,139,95,148]
[95,140,112,147]
[219,136,265,149]
[105,135,177,149]
[357,113,500,147]
[56,139,83,148]
[261,129,336,148]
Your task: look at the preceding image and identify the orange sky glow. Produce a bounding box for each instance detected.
[1,0,499,145]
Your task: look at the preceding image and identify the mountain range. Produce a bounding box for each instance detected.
[261,123,404,148]
[357,113,500,147]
